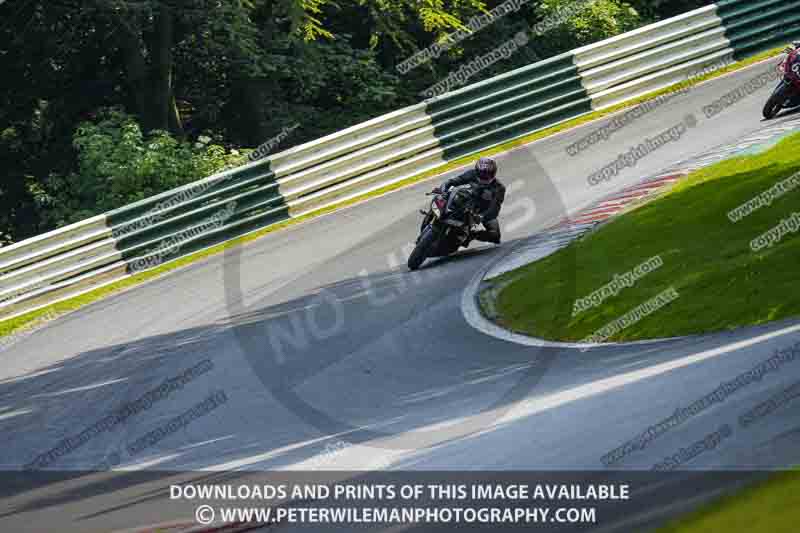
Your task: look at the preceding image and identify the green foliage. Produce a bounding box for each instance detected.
[295,0,336,40]
[35,109,246,229]
[292,0,488,44]
[274,37,405,138]
[533,0,644,54]
[626,0,708,21]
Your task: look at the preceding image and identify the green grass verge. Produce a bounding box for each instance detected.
[656,470,800,533]
[0,45,788,339]
[489,130,800,342]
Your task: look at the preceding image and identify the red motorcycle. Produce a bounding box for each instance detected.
[764,44,800,120]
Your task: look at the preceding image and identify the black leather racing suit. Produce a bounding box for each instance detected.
[441,169,506,244]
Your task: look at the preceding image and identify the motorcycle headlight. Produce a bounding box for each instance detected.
[432,197,446,217]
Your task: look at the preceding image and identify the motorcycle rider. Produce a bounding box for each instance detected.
[433,157,506,244]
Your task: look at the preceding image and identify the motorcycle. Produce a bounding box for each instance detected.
[408,184,482,270]
[763,43,800,120]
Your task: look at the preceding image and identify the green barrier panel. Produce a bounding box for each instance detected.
[718,0,800,59]
[116,191,290,261]
[121,204,291,275]
[106,161,270,227]
[427,55,578,117]
[440,98,592,160]
[107,157,292,263]
[426,53,590,160]
[112,176,282,243]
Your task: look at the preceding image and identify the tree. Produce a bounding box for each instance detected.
[532,0,644,56]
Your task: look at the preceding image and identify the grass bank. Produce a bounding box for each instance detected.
[489,130,800,342]
[656,470,800,533]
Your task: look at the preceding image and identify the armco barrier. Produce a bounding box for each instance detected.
[718,0,800,60]
[429,52,591,160]
[574,6,733,110]
[0,3,796,322]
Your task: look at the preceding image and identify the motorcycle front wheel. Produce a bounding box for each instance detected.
[764,82,789,120]
[408,227,436,270]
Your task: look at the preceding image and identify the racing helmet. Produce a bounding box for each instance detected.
[475,157,497,184]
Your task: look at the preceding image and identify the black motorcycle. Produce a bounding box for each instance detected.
[408,184,482,270]
[764,44,800,120]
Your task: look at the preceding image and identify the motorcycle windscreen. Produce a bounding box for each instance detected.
[445,189,472,219]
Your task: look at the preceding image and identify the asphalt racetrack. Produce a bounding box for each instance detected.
[2,59,800,532]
